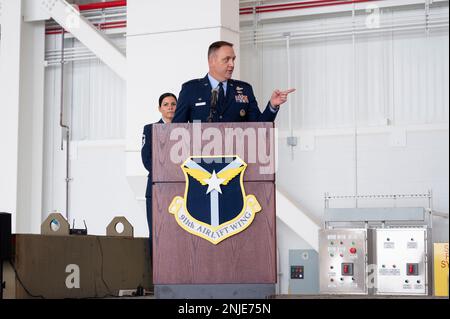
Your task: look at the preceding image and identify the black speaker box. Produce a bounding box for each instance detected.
[0,213,12,261]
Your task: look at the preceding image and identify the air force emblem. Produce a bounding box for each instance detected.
[169,156,262,245]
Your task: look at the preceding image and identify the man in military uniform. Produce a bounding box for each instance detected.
[172,41,295,123]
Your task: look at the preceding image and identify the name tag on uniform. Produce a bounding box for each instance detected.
[195,102,206,106]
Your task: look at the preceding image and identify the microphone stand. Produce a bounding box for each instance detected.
[207,88,219,123]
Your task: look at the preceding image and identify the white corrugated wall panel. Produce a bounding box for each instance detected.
[45,35,126,141]
[240,4,449,130]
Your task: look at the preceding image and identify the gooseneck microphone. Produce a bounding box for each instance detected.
[207,88,219,123]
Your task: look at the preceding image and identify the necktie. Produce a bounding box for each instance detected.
[218,82,225,112]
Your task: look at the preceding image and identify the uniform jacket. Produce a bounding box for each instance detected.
[172,74,278,123]
[141,119,164,198]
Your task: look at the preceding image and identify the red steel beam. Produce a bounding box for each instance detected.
[240,0,378,15]
[46,20,127,35]
[77,0,126,11]
[45,0,380,34]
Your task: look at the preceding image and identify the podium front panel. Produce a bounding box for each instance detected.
[153,182,276,284]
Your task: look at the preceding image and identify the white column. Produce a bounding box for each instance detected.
[0,0,22,232]
[15,20,46,234]
[126,0,240,199]
[0,0,46,233]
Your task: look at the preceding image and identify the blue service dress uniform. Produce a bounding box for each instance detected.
[141,118,164,256]
[172,74,278,123]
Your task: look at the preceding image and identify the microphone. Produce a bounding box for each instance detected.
[207,88,219,123]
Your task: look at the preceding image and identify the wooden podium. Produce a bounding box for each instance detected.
[152,123,276,299]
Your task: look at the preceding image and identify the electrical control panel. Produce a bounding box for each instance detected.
[288,249,319,294]
[319,229,367,295]
[370,228,429,295]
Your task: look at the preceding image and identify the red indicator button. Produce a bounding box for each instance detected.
[341,263,354,276]
[349,247,357,254]
[406,263,418,276]
[344,265,349,273]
